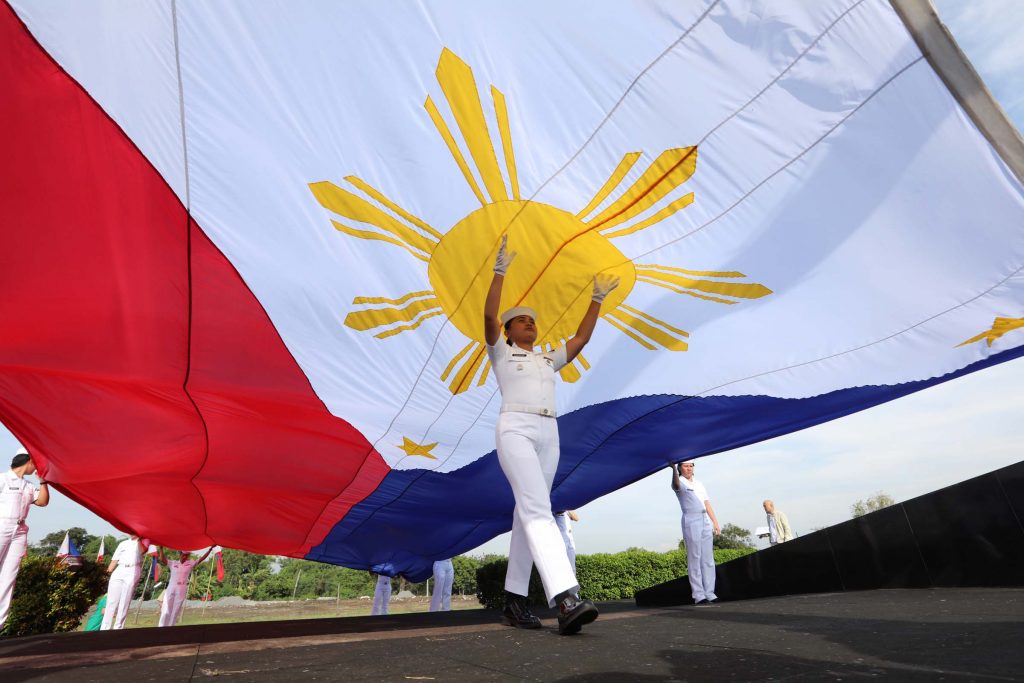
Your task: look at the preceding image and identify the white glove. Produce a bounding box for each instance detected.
[592,273,620,303]
[493,234,516,275]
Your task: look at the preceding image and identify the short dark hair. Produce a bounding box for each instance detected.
[11,453,30,468]
[504,319,514,345]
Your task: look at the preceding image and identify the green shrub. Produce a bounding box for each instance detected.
[2,557,107,638]
[474,546,756,608]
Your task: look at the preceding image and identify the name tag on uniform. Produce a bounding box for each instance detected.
[511,352,528,358]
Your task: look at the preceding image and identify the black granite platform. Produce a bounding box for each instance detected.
[2,588,1021,681]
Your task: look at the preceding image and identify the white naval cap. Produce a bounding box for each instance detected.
[500,306,539,326]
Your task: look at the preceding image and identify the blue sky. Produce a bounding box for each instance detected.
[3,1,1023,556]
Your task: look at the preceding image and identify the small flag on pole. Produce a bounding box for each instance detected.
[96,537,105,563]
[147,544,160,582]
[214,546,225,582]
[57,532,83,567]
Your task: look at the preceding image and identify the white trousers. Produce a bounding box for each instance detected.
[554,512,577,569]
[497,412,577,606]
[158,587,188,627]
[371,575,391,615]
[0,522,27,629]
[430,559,454,612]
[682,513,717,602]
[100,568,141,630]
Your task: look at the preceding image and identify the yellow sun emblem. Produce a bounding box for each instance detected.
[310,49,771,395]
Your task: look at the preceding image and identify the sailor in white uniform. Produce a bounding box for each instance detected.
[371,573,391,615]
[430,559,454,612]
[671,461,722,604]
[484,235,618,635]
[0,448,49,629]
[100,535,147,630]
[158,547,212,626]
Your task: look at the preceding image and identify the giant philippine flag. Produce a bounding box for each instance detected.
[2,0,1023,579]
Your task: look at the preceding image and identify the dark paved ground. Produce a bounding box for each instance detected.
[2,588,1022,681]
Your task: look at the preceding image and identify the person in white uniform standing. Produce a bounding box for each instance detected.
[554,511,579,570]
[0,447,49,629]
[485,235,618,635]
[100,534,147,630]
[671,461,721,604]
[430,559,454,612]
[370,572,391,615]
[158,547,212,627]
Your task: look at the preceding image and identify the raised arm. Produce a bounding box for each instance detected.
[670,463,681,491]
[196,546,214,564]
[564,273,619,363]
[484,235,515,346]
[33,478,49,507]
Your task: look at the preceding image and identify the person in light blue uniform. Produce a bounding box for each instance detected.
[670,461,721,604]
[430,559,454,612]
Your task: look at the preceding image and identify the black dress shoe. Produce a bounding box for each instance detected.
[694,599,709,605]
[706,598,719,604]
[503,594,542,629]
[556,592,599,635]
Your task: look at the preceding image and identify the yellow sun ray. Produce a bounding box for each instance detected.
[637,265,772,303]
[436,48,508,203]
[345,294,442,332]
[425,95,488,206]
[491,86,520,200]
[330,221,429,262]
[374,309,445,339]
[441,341,475,382]
[585,147,698,233]
[602,192,694,239]
[345,176,443,241]
[310,181,438,257]
[576,152,642,220]
[353,290,434,306]
[604,305,689,351]
[449,344,488,395]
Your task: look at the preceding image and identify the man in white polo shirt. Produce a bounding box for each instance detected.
[100,535,148,630]
[671,460,721,605]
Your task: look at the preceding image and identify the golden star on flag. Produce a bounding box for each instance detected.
[397,437,438,459]
[957,316,1024,347]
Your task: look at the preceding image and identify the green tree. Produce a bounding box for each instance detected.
[713,523,754,550]
[451,555,480,595]
[676,523,754,551]
[851,492,895,518]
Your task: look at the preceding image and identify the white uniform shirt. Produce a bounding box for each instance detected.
[486,342,568,416]
[0,470,38,527]
[166,559,199,589]
[675,477,710,517]
[110,539,142,576]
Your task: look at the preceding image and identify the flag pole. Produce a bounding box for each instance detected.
[201,559,216,617]
[133,555,153,625]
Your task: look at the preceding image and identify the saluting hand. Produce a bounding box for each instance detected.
[493,234,517,275]
[592,272,620,303]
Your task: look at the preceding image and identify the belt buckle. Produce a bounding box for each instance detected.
[542,408,550,416]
